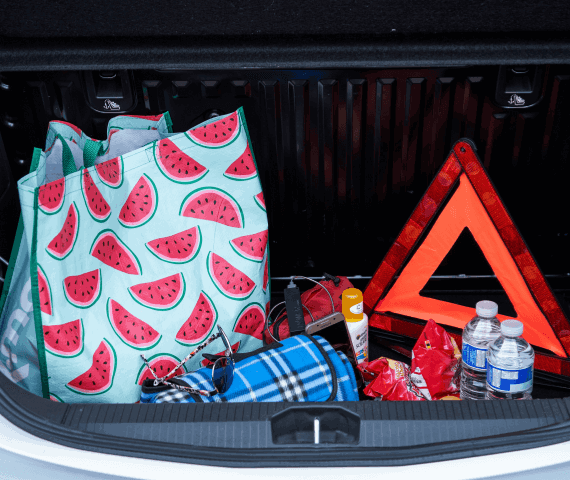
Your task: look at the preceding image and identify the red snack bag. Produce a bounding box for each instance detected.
[264,276,354,343]
[410,319,461,400]
[359,357,387,383]
[361,358,427,401]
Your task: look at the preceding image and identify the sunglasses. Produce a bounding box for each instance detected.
[140,325,235,397]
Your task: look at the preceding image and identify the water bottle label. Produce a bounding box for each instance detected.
[486,363,533,393]
[462,341,488,371]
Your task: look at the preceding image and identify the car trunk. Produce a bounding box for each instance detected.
[1,14,570,466]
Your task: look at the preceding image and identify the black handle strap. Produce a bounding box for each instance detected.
[141,377,204,403]
[302,332,338,402]
[202,341,283,366]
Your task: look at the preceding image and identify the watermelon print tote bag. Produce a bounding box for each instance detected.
[0,113,174,399]
[16,108,270,403]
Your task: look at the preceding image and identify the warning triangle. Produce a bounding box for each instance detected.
[364,139,570,363]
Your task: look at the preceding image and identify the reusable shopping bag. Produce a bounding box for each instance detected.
[0,221,40,394]
[0,113,174,398]
[15,107,270,403]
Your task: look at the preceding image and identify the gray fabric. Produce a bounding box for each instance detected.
[93,129,175,165]
[44,139,84,185]
[43,128,176,185]
[0,227,42,396]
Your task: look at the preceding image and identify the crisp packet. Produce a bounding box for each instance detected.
[410,319,462,400]
[361,358,426,401]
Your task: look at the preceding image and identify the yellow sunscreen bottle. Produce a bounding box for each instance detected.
[342,288,368,364]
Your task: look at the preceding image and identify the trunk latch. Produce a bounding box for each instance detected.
[82,70,137,114]
[495,66,544,109]
[271,406,360,445]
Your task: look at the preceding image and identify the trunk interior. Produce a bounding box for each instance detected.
[1,61,570,466]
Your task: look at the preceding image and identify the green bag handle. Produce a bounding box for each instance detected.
[60,136,103,174]
[59,135,77,177]
[83,138,104,169]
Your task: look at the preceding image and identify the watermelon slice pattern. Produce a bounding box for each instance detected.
[37,264,53,316]
[186,111,240,148]
[175,291,218,346]
[254,192,266,212]
[180,187,244,228]
[230,230,268,263]
[154,138,208,184]
[38,178,65,215]
[224,143,257,181]
[263,256,269,294]
[46,202,79,260]
[90,229,142,275]
[145,226,202,264]
[128,273,186,311]
[63,269,102,309]
[82,169,111,222]
[35,108,269,403]
[207,252,256,300]
[118,174,158,228]
[233,303,266,341]
[44,319,84,358]
[95,156,123,188]
[66,339,117,395]
[107,299,162,350]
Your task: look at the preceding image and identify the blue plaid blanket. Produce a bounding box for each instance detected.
[140,335,358,404]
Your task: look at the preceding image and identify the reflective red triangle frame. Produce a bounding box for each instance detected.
[363,139,570,376]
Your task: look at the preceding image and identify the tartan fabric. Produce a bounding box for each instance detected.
[140,335,358,404]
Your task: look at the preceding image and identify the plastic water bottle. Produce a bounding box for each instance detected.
[486,319,534,400]
[460,301,501,400]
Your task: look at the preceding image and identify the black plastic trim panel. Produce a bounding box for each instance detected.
[1,0,570,38]
[2,35,570,71]
[2,370,570,467]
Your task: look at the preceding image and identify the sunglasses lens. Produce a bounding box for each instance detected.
[212,356,234,394]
